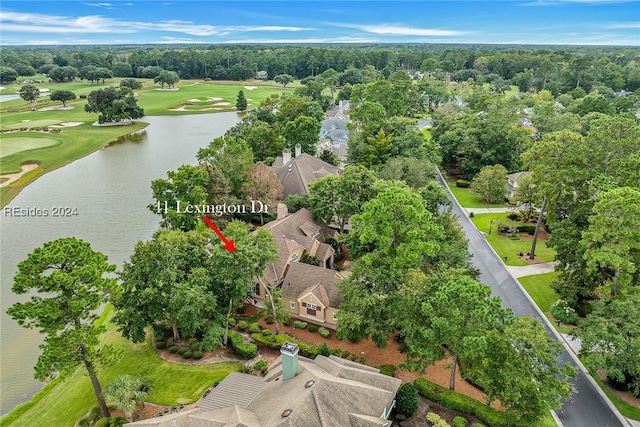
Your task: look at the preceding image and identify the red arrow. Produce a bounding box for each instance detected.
[203,216,236,253]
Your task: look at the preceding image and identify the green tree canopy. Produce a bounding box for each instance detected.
[472,164,508,204]
[84,86,144,124]
[19,84,40,103]
[49,90,76,107]
[236,90,248,111]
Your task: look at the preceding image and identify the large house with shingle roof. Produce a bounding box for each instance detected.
[271,145,342,198]
[125,342,401,427]
[281,262,344,329]
[253,206,346,329]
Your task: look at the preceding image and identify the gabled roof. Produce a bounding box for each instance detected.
[260,237,305,286]
[270,153,341,197]
[281,263,344,308]
[199,372,266,412]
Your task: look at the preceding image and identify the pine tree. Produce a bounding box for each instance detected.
[236,90,248,111]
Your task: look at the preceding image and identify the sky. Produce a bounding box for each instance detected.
[0,1,639,46]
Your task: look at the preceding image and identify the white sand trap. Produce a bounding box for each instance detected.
[0,163,39,188]
[213,101,231,106]
[244,86,258,90]
[38,88,50,93]
[207,97,223,101]
[49,122,83,128]
[169,105,188,111]
[154,88,179,91]
[39,105,75,111]
[92,119,132,127]
[187,99,203,102]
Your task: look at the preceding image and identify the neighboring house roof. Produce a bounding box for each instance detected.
[199,354,401,427]
[282,262,344,308]
[256,70,268,79]
[321,116,348,132]
[199,372,266,412]
[270,153,342,197]
[507,171,532,196]
[260,237,305,286]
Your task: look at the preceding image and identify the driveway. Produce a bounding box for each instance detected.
[437,171,628,427]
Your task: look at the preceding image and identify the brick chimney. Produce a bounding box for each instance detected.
[295,144,301,158]
[282,148,291,165]
[280,342,299,381]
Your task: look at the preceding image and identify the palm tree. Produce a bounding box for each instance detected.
[103,375,153,422]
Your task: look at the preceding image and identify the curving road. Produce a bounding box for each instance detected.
[437,172,628,427]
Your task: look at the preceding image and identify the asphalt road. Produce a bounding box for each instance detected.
[437,172,627,427]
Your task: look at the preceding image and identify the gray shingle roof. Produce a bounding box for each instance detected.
[281,263,344,308]
[199,372,266,412]
[270,153,341,197]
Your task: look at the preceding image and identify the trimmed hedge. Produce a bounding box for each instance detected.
[183,351,193,359]
[318,327,330,338]
[414,378,524,427]
[237,320,249,331]
[251,332,319,358]
[249,322,261,333]
[229,330,258,359]
[293,320,307,329]
[177,347,187,355]
[168,346,178,354]
[456,179,471,188]
[227,317,236,327]
[396,383,419,417]
[453,416,468,427]
[192,351,203,360]
[155,341,166,349]
[517,224,536,235]
[261,328,273,336]
[308,325,318,333]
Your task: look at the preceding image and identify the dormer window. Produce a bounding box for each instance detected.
[291,253,299,262]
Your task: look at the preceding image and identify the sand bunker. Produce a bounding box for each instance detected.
[208,97,223,101]
[213,101,231,106]
[244,86,258,90]
[187,99,203,102]
[0,163,39,188]
[92,120,133,127]
[39,105,75,111]
[38,88,50,93]
[169,105,188,111]
[49,122,83,128]
[154,88,179,91]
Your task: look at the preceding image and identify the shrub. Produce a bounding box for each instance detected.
[507,212,520,221]
[108,417,128,427]
[192,351,203,359]
[155,341,166,349]
[308,325,318,333]
[249,322,261,333]
[469,211,474,218]
[265,316,274,324]
[293,321,307,329]
[453,416,468,427]
[251,332,319,358]
[183,351,193,359]
[167,340,175,347]
[237,320,249,331]
[234,303,246,314]
[282,318,291,326]
[456,179,471,188]
[227,317,236,327]
[551,299,579,324]
[318,327,330,338]
[229,330,257,359]
[79,94,87,99]
[238,363,253,374]
[426,412,451,427]
[340,350,351,358]
[317,342,331,356]
[177,347,187,355]
[376,364,396,377]
[517,224,536,235]
[261,328,273,336]
[253,359,268,371]
[168,346,178,354]
[396,383,419,417]
[94,418,110,427]
[414,378,523,427]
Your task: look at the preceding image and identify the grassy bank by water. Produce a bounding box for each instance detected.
[0,307,241,427]
[0,78,288,207]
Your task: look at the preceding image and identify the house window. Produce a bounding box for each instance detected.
[306,303,317,310]
[254,283,260,296]
[332,313,337,321]
[290,302,295,309]
[290,253,299,262]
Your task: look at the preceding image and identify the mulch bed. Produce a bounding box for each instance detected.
[391,396,483,427]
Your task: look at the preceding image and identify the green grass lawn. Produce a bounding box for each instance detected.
[0,137,59,158]
[518,272,559,314]
[471,213,555,266]
[1,307,242,427]
[445,178,506,208]
[593,375,640,420]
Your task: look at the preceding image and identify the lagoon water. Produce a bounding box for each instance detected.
[0,112,240,416]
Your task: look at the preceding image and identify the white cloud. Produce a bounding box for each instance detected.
[604,21,640,28]
[329,22,468,37]
[0,11,314,37]
[222,36,379,44]
[84,3,113,8]
[152,37,208,44]
[24,40,60,45]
